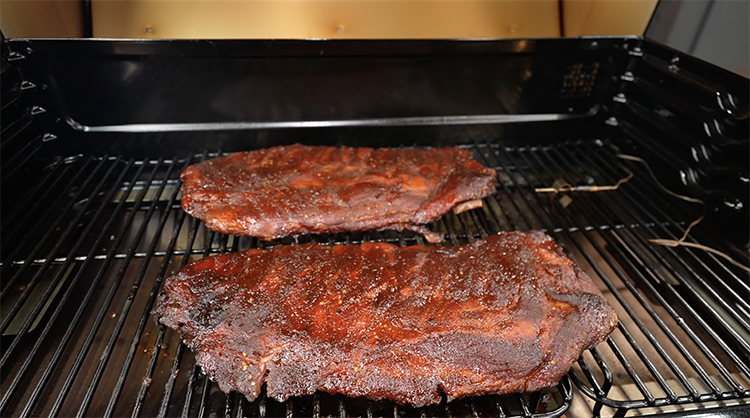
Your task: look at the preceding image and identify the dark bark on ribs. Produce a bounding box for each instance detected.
[154,232,618,407]
[179,145,497,242]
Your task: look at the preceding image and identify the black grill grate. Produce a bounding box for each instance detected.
[1,140,749,417]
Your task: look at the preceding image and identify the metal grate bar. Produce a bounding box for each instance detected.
[0,157,134,411]
[234,394,245,418]
[0,156,96,294]
[617,123,749,258]
[443,215,464,246]
[0,157,74,254]
[0,98,33,130]
[461,211,482,239]
[0,155,115,335]
[566,165,750,385]
[184,230,222,418]
[577,352,608,398]
[156,217,202,418]
[0,110,33,145]
[498,146,668,404]
[592,239,749,399]
[219,233,241,418]
[180,362,200,418]
[608,335,657,404]
[0,157,64,232]
[2,156,121,357]
[483,193,515,232]
[1,141,43,183]
[134,325,167,418]
[224,392,235,418]
[153,152,213,418]
[527,147,703,399]
[608,163,750,321]
[45,161,164,417]
[588,348,614,396]
[526,145,743,401]
[534,145,749,401]
[611,228,745,390]
[76,158,180,417]
[557,145,747,389]
[518,393,533,417]
[585,142,750,272]
[604,206,750,341]
[467,209,492,237]
[575,148,750,366]
[598,226,740,396]
[0,114,43,180]
[11,161,147,418]
[547,191,705,398]
[493,143,697,406]
[577,142,750,298]
[105,158,193,417]
[472,141,539,233]
[484,145,661,408]
[311,393,320,418]
[197,368,213,418]
[496,400,508,417]
[580,346,615,418]
[5,248,241,266]
[193,185,237,417]
[587,143,750,296]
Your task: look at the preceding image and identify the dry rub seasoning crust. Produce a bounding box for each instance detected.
[154,232,618,407]
[179,144,497,242]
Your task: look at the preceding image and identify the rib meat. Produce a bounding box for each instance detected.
[179,145,497,242]
[154,231,618,407]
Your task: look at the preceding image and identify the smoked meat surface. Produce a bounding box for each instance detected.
[179,145,497,242]
[154,231,618,407]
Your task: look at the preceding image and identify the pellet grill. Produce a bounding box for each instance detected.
[1,36,749,417]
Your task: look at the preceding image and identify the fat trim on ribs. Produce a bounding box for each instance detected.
[154,231,618,407]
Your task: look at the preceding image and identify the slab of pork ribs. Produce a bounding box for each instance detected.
[179,145,497,242]
[154,231,618,407]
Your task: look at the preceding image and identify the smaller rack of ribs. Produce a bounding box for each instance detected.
[154,231,618,407]
[179,144,497,242]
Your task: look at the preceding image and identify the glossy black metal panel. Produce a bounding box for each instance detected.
[608,38,749,247]
[9,38,617,128]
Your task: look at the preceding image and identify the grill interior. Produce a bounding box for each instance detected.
[1,37,749,417]
[2,140,748,417]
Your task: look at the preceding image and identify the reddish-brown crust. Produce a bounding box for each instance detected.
[154,232,618,407]
[179,145,497,242]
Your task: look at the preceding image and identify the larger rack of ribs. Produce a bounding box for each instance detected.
[179,144,497,242]
[154,231,618,407]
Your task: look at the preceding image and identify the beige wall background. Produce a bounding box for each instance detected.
[1,0,657,39]
[1,0,83,38]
